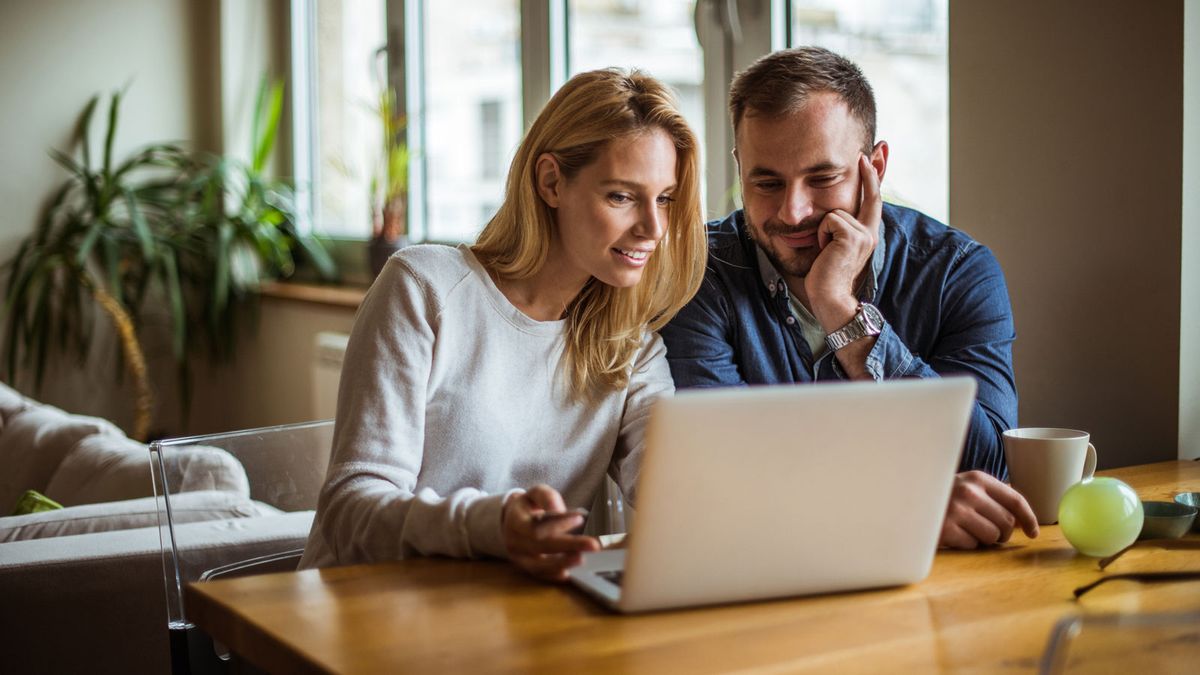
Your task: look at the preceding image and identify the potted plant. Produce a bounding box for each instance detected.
[367,84,410,277]
[1,89,187,440]
[2,81,337,438]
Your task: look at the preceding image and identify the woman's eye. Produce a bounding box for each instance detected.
[656,195,675,207]
[608,193,632,204]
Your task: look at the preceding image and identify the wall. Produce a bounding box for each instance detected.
[951,1,1184,468]
[1183,0,1200,459]
[0,0,220,433]
[186,298,357,435]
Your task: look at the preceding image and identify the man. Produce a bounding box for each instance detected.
[660,47,1038,549]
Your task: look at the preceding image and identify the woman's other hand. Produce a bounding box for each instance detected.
[502,484,601,582]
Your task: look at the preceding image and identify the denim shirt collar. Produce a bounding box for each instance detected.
[753,219,888,303]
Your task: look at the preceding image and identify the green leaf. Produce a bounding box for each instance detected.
[213,222,232,315]
[160,248,187,361]
[124,188,156,262]
[33,182,74,246]
[76,95,99,174]
[252,79,284,174]
[103,88,122,179]
[75,221,104,267]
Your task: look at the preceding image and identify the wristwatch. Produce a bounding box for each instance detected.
[824,302,885,352]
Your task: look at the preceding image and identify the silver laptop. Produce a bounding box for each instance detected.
[568,377,976,613]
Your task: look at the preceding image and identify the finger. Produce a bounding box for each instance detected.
[982,479,1041,538]
[817,210,856,249]
[956,508,1004,547]
[525,484,567,515]
[939,522,978,550]
[525,532,601,556]
[857,153,883,228]
[532,514,588,540]
[958,491,1017,543]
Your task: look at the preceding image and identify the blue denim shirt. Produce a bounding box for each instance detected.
[660,204,1017,478]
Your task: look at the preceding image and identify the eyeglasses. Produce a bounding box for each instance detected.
[1074,571,1200,599]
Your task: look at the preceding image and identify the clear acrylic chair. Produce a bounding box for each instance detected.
[151,419,335,675]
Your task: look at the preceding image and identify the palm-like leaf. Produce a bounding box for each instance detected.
[2,81,339,435]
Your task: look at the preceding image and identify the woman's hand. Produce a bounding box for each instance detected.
[502,484,600,582]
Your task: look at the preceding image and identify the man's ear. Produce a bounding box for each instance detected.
[870,140,889,184]
[535,153,563,208]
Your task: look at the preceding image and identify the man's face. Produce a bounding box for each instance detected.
[735,91,879,280]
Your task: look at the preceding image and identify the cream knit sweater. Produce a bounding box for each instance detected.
[300,244,672,568]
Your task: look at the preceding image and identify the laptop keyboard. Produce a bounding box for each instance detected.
[597,570,625,587]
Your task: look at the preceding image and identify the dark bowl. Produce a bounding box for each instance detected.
[1174,493,1200,532]
[1139,500,1198,540]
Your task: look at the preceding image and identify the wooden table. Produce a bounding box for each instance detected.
[187,461,1200,674]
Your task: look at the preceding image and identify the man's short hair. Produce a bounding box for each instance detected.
[729,46,877,152]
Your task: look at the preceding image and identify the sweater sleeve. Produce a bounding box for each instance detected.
[308,256,518,565]
[610,332,675,507]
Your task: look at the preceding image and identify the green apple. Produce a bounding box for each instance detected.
[1058,477,1144,557]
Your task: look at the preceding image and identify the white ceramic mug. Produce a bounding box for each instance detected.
[1002,428,1098,525]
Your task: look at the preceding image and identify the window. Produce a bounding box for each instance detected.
[290,0,948,245]
[568,0,705,172]
[294,0,388,239]
[419,0,521,242]
[790,0,948,222]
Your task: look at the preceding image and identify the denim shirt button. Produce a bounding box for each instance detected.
[785,316,796,325]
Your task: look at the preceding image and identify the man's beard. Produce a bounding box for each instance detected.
[745,210,824,279]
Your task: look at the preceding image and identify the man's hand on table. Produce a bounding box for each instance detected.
[502,484,600,582]
[939,470,1039,549]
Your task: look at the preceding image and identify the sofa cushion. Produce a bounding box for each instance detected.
[0,381,30,428]
[0,405,123,512]
[0,490,282,542]
[44,435,251,507]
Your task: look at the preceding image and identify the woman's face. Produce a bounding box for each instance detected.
[539,128,679,289]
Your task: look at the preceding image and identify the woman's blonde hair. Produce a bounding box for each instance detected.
[473,68,706,398]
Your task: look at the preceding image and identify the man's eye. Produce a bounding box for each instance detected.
[811,175,840,186]
[753,181,782,192]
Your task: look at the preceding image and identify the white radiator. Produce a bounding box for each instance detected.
[312,332,350,420]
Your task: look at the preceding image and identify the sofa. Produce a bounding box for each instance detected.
[0,381,323,674]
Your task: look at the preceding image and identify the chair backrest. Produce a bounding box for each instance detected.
[150,419,334,674]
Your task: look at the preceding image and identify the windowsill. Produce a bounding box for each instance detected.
[258,280,366,309]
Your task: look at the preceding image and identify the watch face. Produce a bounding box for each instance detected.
[861,303,885,332]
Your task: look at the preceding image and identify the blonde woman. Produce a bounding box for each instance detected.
[301,69,706,581]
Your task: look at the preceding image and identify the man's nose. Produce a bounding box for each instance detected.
[777,183,814,226]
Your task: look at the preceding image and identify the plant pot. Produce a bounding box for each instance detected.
[368,233,410,278]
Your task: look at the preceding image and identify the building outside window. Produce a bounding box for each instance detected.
[291,0,947,249]
[791,0,948,222]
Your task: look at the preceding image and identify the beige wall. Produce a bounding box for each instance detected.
[1183,0,1200,459]
[0,0,219,257]
[0,0,220,433]
[951,1,1184,468]
[185,299,357,435]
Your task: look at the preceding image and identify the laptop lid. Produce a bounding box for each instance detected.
[612,377,975,612]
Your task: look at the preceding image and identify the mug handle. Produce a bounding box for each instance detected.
[1082,443,1097,479]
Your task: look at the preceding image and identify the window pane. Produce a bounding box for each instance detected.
[423,0,521,243]
[791,0,948,222]
[312,0,387,238]
[567,1,705,175]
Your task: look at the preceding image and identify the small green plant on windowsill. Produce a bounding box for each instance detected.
[366,82,410,277]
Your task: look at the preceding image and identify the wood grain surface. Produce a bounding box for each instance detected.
[186,461,1200,674]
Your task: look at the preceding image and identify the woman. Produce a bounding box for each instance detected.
[300,69,705,581]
